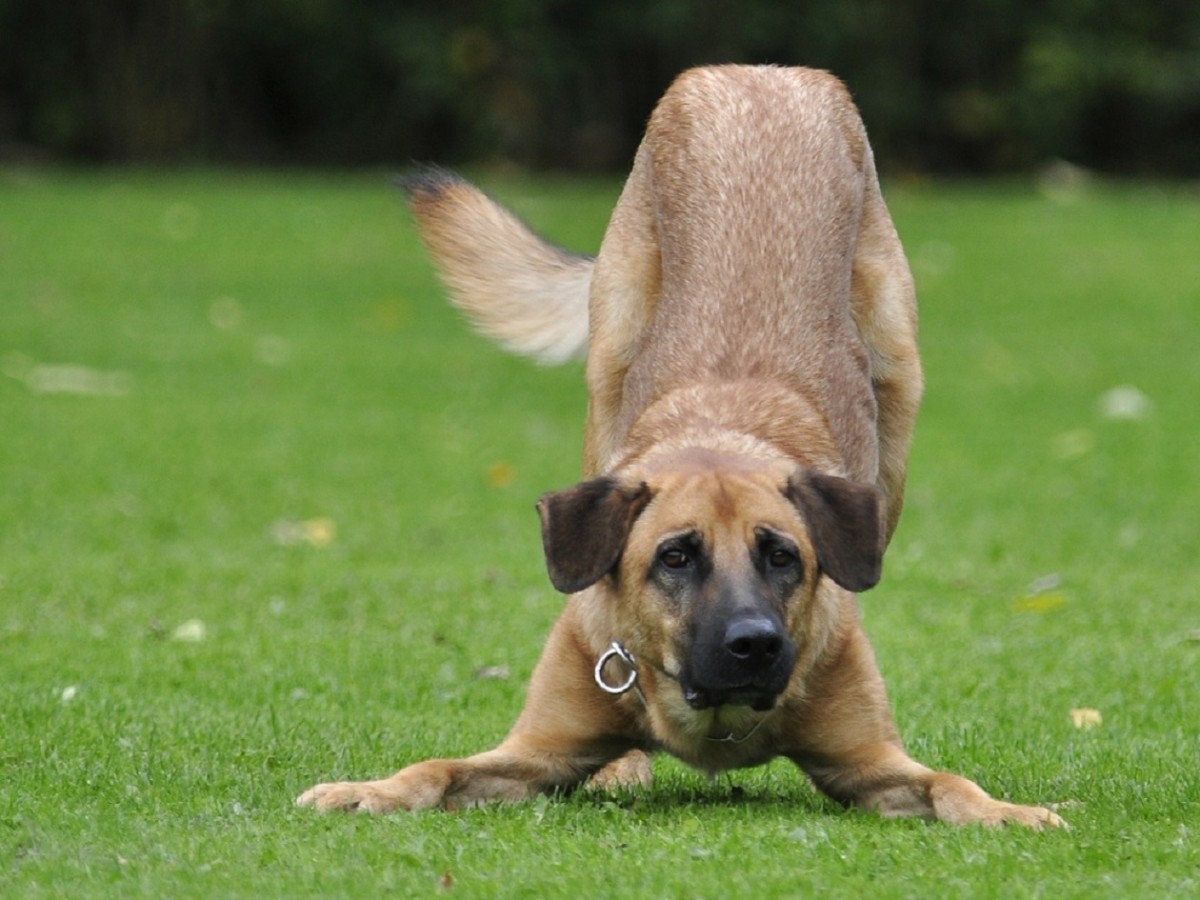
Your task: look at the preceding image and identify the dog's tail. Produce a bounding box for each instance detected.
[401,168,592,364]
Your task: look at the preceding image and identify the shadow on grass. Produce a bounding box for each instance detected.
[559,766,844,820]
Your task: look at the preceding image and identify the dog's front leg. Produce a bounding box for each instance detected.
[297,604,642,813]
[786,619,1064,829]
[799,743,1065,829]
[296,737,610,813]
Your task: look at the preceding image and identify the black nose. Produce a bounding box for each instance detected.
[724,616,784,667]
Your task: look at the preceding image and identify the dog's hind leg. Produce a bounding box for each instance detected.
[583,144,663,475]
[849,150,923,544]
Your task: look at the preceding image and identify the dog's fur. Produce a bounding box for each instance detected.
[297,66,1062,828]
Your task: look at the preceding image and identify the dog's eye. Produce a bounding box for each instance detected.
[659,548,690,569]
[767,547,796,568]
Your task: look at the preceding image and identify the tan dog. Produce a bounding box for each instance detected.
[298,66,1062,828]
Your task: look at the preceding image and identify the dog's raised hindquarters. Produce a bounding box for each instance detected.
[298,65,1063,828]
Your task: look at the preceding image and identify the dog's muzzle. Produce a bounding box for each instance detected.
[682,612,796,711]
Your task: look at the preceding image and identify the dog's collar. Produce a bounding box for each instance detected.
[594,640,768,744]
[595,640,642,697]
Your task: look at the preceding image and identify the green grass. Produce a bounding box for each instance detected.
[2,168,1198,897]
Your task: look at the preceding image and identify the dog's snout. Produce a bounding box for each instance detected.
[724,617,784,665]
[683,579,798,709]
[683,609,796,709]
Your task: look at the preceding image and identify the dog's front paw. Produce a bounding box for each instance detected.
[982,800,1067,830]
[297,761,455,813]
[296,779,405,813]
[928,774,1067,830]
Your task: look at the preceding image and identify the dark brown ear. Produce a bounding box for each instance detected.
[785,470,883,592]
[536,477,652,594]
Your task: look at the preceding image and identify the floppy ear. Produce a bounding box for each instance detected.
[536,477,652,594]
[785,470,883,592]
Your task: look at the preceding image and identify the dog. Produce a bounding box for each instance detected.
[297,65,1063,828]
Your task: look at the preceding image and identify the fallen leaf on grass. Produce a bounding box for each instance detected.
[4,353,132,396]
[486,461,516,488]
[365,299,412,332]
[438,871,454,891]
[1026,573,1061,594]
[270,518,336,548]
[171,619,208,642]
[473,665,510,681]
[1012,592,1068,613]
[1070,708,1102,729]
[1098,385,1151,421]
[254,335,292,367]
[1051,429,1094,460]
[208,296,244,331]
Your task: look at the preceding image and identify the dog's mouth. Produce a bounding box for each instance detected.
[680,681,780,712]
[678,636,795,713]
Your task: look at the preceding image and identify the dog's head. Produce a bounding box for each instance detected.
[537,456,882,712]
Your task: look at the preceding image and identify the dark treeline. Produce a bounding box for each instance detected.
[1,0,1197,174]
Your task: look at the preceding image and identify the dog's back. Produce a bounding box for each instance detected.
[612,67,877,476]
[407,65,920,537]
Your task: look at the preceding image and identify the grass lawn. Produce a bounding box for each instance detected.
[2,167,1197,897]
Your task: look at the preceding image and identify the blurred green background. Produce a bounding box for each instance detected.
[2,0,1198,174]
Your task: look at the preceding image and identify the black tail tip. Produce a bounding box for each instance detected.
[394,165,466,200]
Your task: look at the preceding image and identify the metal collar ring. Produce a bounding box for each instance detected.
[594,640,638,695]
